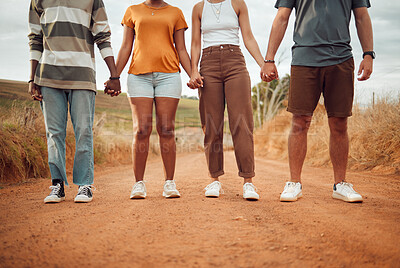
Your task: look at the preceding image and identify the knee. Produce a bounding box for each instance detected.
[134,125,152,140]
[157,124,175,139]
[329,117,348,136]
[291,115,312,135]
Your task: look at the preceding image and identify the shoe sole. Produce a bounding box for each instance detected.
[74,197,93,203]
[244,195,259,201]
[332,192,363,203]
[280,192,303,202]
[163,191,180,198]
[44,197,65,203]
[205,194,219,198]
[130,194,146,199]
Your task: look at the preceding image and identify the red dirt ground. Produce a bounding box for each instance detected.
[1,152,399,267]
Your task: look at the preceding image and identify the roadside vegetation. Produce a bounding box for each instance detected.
[0,79,201,183]
[253,84,400,174]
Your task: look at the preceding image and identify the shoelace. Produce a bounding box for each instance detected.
[49,184,61,195]
[164,180,176,190]
[133,181,146,191]
[204,181,224,194]
[244,183,257,193]
[78,185,95,196]
[336,182,355,195]
[284,182,297,193]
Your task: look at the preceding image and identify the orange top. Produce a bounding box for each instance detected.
[122,4,188,75]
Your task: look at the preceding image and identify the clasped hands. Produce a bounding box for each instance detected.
[187,70,204,89]
[104,79,122,97]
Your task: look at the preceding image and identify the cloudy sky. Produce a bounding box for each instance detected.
[0,0,399,105]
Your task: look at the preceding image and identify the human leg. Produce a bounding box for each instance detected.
[129,97,154,182]
[40,87,69,184]
[199,53,226,180]
[288,115,313,183]
[69,89,96,186]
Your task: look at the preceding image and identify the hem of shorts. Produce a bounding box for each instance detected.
[327,112,352,118]
[239,171,255,179]
[127,95,181,99]
[287,107,314,116]
[210,170,224,178]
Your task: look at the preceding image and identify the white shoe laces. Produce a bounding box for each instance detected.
[243,183,257,193]
[164,180,176,191]
[205,181,224,194]
[77,185,95,196]
[49,184,61,195]
[283,182,298,193]
[133,181,146,191]
[336,182,356,195]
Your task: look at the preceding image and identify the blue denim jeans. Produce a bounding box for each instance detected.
[40,87,95,186]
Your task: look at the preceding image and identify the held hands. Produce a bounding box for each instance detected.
[260,62,279,82]
[104,79,121,97]
[357,56,373,81]
[28,81,43,101]
[187,70,204,89]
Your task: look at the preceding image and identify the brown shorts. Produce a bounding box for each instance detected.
[288,57,355,117]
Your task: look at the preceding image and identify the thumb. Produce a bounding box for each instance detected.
[358,63,363,75]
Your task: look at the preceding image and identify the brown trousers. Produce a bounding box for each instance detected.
[199,45,255,179]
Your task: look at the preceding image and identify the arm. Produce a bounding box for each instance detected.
[189,2,204,89]
[354,7,373,81]
[28,0,43,101]
[235,0,264,67]
[105,25,134,96]
[173,29,192,77]
[260,7,292,82]
[92,0,120,95]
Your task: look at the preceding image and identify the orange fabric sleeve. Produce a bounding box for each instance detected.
[174,9,188,32]
[121,7,134,28]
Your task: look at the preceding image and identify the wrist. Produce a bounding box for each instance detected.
[362,51,375,60]
[109,76,120,80]
[264,59,275,64]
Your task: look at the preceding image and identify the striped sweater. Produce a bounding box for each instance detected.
[28,0,114,92]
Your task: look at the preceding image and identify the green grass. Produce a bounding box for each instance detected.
[0,79,201,132]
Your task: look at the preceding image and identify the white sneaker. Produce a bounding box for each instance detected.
[130,181,147,199]
[333,182,363,202]
[163,180,181,198]
[204,181,223,197]
[280,182,302,202]
[74,185,95,203]
[243,183,259,201]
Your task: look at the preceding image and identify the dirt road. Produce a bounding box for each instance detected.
[1,152,399,267]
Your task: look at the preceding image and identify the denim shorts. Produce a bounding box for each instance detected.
[127,72,182,99]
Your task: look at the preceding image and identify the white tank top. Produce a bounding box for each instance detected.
[201,0,240,48]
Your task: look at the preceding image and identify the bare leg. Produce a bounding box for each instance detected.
[243,178,253,184]
[128,97,154,182]
[154,97,179,181]
[288,115,312,183]
[328,117,349,184]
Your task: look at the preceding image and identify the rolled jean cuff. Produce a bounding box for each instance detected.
[209,170,224,178]
[239,171,255,179]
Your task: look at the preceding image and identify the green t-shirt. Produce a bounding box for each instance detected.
[275,0,371,67]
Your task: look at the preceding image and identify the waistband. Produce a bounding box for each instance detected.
[202,44,240,53]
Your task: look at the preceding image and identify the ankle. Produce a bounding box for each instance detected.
[243,178,253,184]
